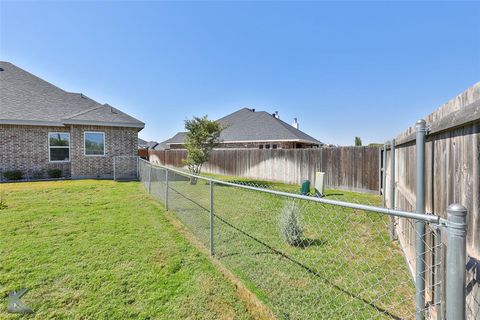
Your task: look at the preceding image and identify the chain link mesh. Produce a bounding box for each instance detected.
[139,160,445,320]
[113,156,139,181]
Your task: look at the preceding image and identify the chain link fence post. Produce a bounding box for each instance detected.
[148,163,152,194]
[210,180,214,256]
[389,139,396,240]
[446,204,467,320]
[434,227,442,320]
[382,143,387,207]
[165,168,169,211]
[415,119,427,320]
[113,156,116,181]
[378,147,382,195]
[136,156,139,180]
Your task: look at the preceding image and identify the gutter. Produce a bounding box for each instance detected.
[0,119,145,129]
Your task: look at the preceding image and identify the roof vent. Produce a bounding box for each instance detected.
[272,111,279,119]
[292,118,299,129]
[80,93,86,98]
[107,105,118,114]
[251,108,255,112]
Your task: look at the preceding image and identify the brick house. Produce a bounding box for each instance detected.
[156,108,323,150]
[0,61,144,180]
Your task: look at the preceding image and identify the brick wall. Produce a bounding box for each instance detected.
[70,125,138,178]
[0,124,138,180]
[0,125,71,178]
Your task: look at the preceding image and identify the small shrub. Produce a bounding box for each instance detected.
[278,200,303,246]
[32,170,45,179]
[47,169,63,179]
[3,170,23,181]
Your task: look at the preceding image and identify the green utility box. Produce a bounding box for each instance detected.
[300,180,310,195]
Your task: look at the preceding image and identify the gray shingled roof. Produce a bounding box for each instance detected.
[0,61,144,129]
[138,138,148,148]
[158,108,322,148]
[217,108,322,144]
[155,132,186,150]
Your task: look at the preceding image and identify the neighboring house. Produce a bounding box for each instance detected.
[156,108,323,150]
[0,61,144,179]
[138,138,149,149]
[138,138,158,160]
[138,138,159,150]
[155,132,187,150]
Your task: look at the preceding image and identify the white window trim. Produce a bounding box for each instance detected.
[48,132,70,163]
[84,131,106,156]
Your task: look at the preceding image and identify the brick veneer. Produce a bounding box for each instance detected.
[0,124,138,179]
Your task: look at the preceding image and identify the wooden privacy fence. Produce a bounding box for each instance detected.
[384,82,480,319]
[149,146,380,193]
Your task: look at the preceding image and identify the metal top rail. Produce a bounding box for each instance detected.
[139,158,442,224]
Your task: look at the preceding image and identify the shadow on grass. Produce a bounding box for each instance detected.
[115,179,139,183]
[220,250,280,259]
[225,179,278,187]
[291,238,326,248]
[168,185,404,320]
[324,193,345,197]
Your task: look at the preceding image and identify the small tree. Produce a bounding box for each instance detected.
[368,143,383,147]
[355,136,362,146]
[184,116,224,183]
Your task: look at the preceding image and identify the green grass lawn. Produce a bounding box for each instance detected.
[0,173,417,320]
[0,180,253,319]
[157,169,416,320]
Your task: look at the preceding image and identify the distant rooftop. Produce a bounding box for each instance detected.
[155,132,187,150]
[156,108,322,149]
[217,108,322,144]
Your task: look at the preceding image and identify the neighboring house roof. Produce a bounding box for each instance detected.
[154,132,186,150]
[158,108,323,148]
[0,61,144,129]
[146,141,159,149]
[216,108,322,145]
[139,138,159,149]
[138,138,148,148]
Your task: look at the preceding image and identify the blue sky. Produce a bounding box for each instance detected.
[1,1,479,146]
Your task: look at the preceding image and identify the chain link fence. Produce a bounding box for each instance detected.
[113,156,139,181]
[137,158,468,320]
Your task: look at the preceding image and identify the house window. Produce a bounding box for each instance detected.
[84,132,105,156]
[259,144,264,149]
[265,144,270,149]
[49,132,70,162]
[272,144,278,149]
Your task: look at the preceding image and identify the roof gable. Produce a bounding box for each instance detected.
[0,61,144,129]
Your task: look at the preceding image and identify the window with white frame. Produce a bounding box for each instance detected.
[48,132,70,162]
[84,132,105,156]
